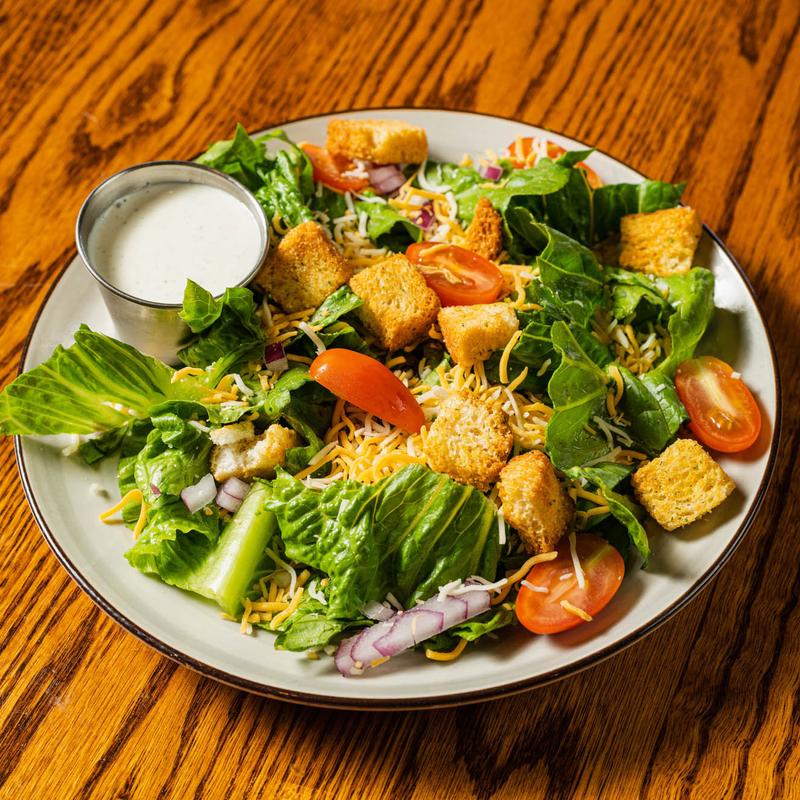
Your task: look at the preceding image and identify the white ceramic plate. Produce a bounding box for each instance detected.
[15,109,781,709]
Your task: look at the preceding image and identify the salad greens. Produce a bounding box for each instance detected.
[0,121,722,673]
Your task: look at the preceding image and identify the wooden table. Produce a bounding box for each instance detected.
[1,1,797,797]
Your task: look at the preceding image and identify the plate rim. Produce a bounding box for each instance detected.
[13,106,783,711]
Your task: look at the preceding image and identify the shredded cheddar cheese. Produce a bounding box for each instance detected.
[425,638,468,661]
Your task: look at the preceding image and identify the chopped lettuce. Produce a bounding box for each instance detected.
[268,465,500,618]
[355,200,423,251]
[126,481,277,615]
[0,325,204,435]
[178,281,265,385]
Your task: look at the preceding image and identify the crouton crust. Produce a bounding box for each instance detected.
[631,438,735,530]
[438,303,519,366]
[255,221,351,313]
[327,119,428,164]
[465,197,504,260]
[423,391,513,491]
[619,206,702,277]
[211,424,298,482]
[497,451,574,554]
[349,254,440,350]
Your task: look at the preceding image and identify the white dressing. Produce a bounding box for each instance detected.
[87,182,262,304]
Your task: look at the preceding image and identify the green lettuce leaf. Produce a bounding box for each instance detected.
[355,200,423,251]
[126,481,277,615]
[177,281,265,384]
[272,596,369,651]
[545,322,611,470]
[268,465,499,618]
[309,286,363,328]
[656,268,715,376]
[0,325,203,435]
[593,180,685,241]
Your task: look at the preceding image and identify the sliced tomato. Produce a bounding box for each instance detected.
[515,534,625,635]
[675,356,761,452]
[406,242,504,306]
[506,136,602,188]
[300,143,369,193]
[309,349,425,433]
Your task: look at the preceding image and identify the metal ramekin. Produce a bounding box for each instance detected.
[76,161,269,364]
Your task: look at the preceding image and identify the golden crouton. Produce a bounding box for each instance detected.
[255,221,351,313]
[349,254,440,350]
[465,197,503,260]
[438,303,519,366]
[211,423,298,482]
[631,438,734,530]
[327,119,428,164]
[619,206,702,277]
[497,451,574,554]
[423,391,513,491]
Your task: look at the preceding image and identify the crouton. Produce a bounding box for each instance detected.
[438,303,519,366]
[631,438,734,530]
[619,206,702,277]
[349,254,440,350]
[465,197,503,260]
[327,119,428,165]
[255,221,351,312]
[211,423,298,482]
[497,451,574,554]
[423,391,512,491]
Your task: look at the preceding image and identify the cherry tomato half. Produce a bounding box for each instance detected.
[406,242,504,306]
[675,356,761,452]
[516,534,625,635]
[301,143,369,193]
[507,136,603,189]
[309,349,425,434]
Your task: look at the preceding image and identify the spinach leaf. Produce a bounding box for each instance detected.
[268,465,499,617]
[656,268,715,376]
[355,200,423,251]
[593,180,685,241]
[607,268,671,321]
[196,123,269,191]
[0,325,203,436]
[568,465,651,563]
[618,367,686,454]
[545,322,611,470]
[178,281,265,385]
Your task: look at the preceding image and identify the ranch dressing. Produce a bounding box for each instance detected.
[87,182,262,304]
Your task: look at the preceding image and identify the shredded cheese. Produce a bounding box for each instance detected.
[568,532,586,589]
[99,489,144,522]
[171,366,205,382]
[560,599,593,622]
[425,638,468,661]
[499,330,522,384]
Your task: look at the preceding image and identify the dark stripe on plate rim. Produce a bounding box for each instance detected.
[12,107,783,711]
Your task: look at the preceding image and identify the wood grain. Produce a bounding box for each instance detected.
[0,0,798,797]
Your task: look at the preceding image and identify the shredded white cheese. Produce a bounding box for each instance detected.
[297,321,326,354]
[568,532,586,590]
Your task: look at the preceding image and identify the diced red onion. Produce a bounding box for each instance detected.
[150,483,161,497]
[221,477,249,500]
[335,588,492,676]
[215,487,243,513]
[264,342,289,373]
[181,473,217,514]
[361,601,396,622]
[414,204,435,231]
[478,163,503,181]
[367,164,406,195]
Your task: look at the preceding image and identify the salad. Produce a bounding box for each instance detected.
[0,118,763,677]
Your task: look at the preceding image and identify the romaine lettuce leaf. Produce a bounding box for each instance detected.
[593,180,685,241]
[126,481,277,615]
[268,465,500,617]
[0,325,204,436]
[272,596,369,651]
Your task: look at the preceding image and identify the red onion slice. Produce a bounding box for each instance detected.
[215,488,243,514]
[150,483,161,497]
[414,205,435,231]
[181,473,217,514]
[335,588,492,676]
[221,477,249,500]
[367,164,405,195]
[479,163,503,181]
[264,342,289,373]
[361,601,396,622]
